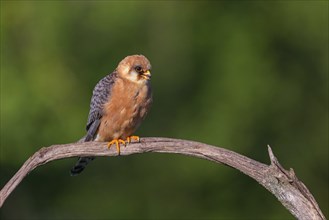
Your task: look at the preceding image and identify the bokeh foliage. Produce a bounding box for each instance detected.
[1,1,328,219]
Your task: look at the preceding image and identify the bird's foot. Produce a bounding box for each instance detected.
[107,139,126,155]
[126,135,140,144]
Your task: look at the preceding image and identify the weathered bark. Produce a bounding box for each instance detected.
[0,137,326,219]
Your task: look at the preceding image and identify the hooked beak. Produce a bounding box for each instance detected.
[141,70,151,80]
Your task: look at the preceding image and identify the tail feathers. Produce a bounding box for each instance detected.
[71,119,100,176]
[70,156,95,176]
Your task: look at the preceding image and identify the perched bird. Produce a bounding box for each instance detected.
[70,55,152,176]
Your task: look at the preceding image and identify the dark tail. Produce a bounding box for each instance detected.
[70,156,95,176]
[71,120,101,176]
[70,135,94,176]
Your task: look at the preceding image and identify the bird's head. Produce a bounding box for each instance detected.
[116,55,152,84]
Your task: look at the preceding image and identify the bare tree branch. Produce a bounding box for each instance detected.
[0,137,326,219]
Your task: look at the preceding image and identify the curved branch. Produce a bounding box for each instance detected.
[0,137,326,219]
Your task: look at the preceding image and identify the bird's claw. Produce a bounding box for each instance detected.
[107,139,126,155]
[107,136,140,155]
[126,135,140,144]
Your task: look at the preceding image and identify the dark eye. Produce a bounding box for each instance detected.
[134,65,143,73]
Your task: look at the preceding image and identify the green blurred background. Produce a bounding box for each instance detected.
[1,1,328,219]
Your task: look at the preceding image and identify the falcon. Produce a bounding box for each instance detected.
[70,55,152,176]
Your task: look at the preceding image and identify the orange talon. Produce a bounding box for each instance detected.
[126,135,140,144]
[107,139,126,155]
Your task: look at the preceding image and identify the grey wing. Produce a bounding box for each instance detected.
[71,72,117,176]
[84,71,117,141]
